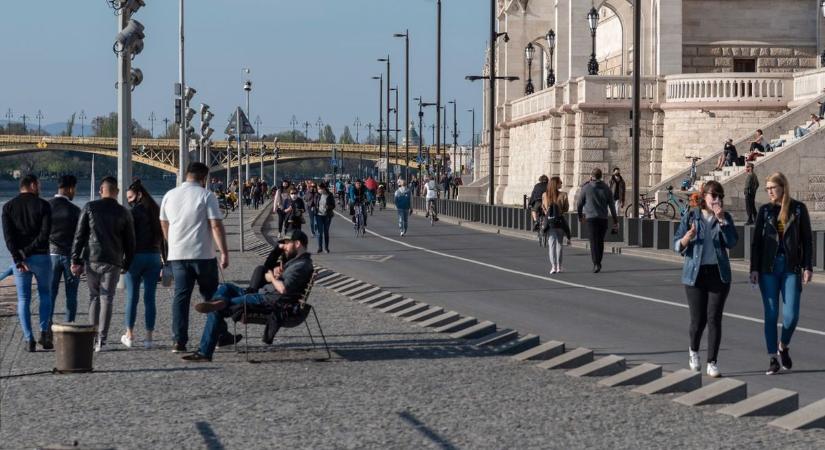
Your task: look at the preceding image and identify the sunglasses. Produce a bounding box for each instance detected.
[706,192,724,200]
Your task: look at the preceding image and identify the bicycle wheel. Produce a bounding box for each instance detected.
[653,202,676,220]
[625,204,646,218]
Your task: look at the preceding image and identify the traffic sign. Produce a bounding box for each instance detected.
[331,158,338,167]
[377,158,388,171]
[224,108,255,135]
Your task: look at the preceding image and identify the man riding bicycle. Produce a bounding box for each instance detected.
[529,175,549,231]
[348,179,369,228]
[376,181,386,209]
[423,176,440,221]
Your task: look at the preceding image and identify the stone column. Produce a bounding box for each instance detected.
[568,0,593,79]
[657,0,683,75]
[554,0,570,83]
[648,110,665,186]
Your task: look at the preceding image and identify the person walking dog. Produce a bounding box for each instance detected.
[750,172,813,375]
[673,180,738,378]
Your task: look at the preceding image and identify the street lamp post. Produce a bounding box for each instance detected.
[353,117,362,143]
[273,138,280,185]
[372,75,383,177]
[4,109,11,134]
[466,108,475,175]
[225,135,235,189]
[435,0,442,181]
[394,30,410,181]
[391,86,399,179]
[243,73,252,181]
[36,110,43,135]
[255,115,263,179]
[290,115,298,142]
[587,6,600,75]
[545,29,556,87]
[821,1,825,66]
[524,43,535,95]
[316,117,323,142]
[377,56,391,182]
[79,110,86,137]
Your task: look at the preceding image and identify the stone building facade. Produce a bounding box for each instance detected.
[470,0,825,214]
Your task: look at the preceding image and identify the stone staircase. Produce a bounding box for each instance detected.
[457,175,489,203]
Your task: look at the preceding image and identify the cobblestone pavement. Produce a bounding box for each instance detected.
[2,212,825,449]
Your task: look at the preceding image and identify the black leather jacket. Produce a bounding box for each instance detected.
[71,198,136,270]
[48,196,81,256]
[750,200,813,274]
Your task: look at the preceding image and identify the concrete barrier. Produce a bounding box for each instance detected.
[470,329,518,347]
[717,388,799,417]
[358,291,394,304]
[729,224,746,259]
[332,280,364,293]
[317,274,346,286]
[433,317,478,334]
[368,294,404,309]
[565,355,626,378]
[339,283,374,297]
[349,286,383,301]
[673,379,747,406]
[325,278,356,290]
[653,220,671,250]
[640,219,655,248]
[623,218,641,246]
[536,348,594,370]
[391,303,430,318]
[418,311,461,328]
[403,306,445,323]
[490,334,540,355]
[450,321,497,340]
[632,369,701,395]
[598,363,662,387]
[512,341,565,362]
[379,298,417,314]
[816,231,825,270]
[769,398,825,430]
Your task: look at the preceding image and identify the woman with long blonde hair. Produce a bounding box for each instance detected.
[542,177,571,274]
[750,172,813,375]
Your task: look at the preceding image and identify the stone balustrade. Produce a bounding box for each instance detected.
[576,76,661,105]
[510,86,561,121]
[664,73,793,106]
[791,67,825,104]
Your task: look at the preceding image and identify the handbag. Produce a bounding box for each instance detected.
[161,263,173,287]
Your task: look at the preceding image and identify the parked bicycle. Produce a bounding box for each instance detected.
[536,212,547,248]
[653,186,690,220]
[624,192,657,219]
[680,155,702,191]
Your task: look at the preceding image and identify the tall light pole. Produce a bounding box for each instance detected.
[178,0,186,185]
[587,6,600,75]
[378,56,391,182]
[391,86,399,179]
[631,0,641,218]
[545,29,556,87]
[5,109,13,134]
[290,115,298,142]
[273,138,280,185]
[148,111,156,138]
[466,108,475,175]
[255,115,263,179]
[243,71,252,181]
[524,43,535,95]
[448,100,458,176]
[353,117,362,143]
[316,116,324,141]
[372,75,383,176]
[236,107,245,251]
[394,30,410,181]
[79,110,86,137]
[435,0,442,180]
[35,110,43,135]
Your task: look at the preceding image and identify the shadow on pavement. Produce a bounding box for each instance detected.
[195,421,226,450]
[398,411,458,450]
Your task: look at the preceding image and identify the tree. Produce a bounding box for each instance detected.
[63,113,76,136]
[91,112,151,138]
[339,126,355,144]
[321,124,336,144]
[160,122,179,139]
[261,130,308,143]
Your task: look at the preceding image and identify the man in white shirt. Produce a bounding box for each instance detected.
[423,177,440,220]
[160,162,230,353]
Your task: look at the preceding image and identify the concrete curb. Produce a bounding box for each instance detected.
[565,355,626,378]
[349,287,384,301]
[633,369,701,395]
[598,363,662,387]
[536,348,594,370]
[490,334,540,355]
[404,306,445,323]
[673,379,748,406]
[358,291,394,305]
[379,298,417,314]
[470,329,518,347]
[367,294,404,310]
[433,316,478,334]
[717,388,799,418]
[512,341,565,362]
[418,311,461,328]
[391,303,430,318]
[450,321,496,340]
[769,398,825,430]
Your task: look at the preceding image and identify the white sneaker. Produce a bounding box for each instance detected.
[706,362,721,378]
[94,340,105,352]
[556,267,563,273]
[688,349,700,371]
[549,268,557,274]
[120,335,133,348]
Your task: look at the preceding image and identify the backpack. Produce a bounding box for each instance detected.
[542,202,564,232]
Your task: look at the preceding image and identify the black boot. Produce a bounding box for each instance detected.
[38,331,54,350]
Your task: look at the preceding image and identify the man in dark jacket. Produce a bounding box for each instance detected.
[71,176,136,351]
[1,174,52,352]
[744,163,759,225]
[530,175,549,230]
[49,175,81,324]
[576,168,619,273]
[608,168,626,215]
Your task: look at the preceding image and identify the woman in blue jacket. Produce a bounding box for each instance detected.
[673,180,738,378]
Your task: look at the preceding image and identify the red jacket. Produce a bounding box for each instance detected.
[364,178,378,191]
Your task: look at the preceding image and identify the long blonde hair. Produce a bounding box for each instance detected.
[766,172,791,223]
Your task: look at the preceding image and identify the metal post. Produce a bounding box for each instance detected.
[378,74,383,178]
[436,0,442,180]
[178,0,187,186]
[117,7,132,206]
[468,108,475,175]
[488,0,495,205]
[452,100,458,175]
[245,89,251,181]
[632,0,641,218]
[90,154,96,201]
[237,107,245,252]
[394,86,399,180]
[386,56,391,183]
[404,30,410,181]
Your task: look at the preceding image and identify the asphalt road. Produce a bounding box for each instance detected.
[309,202,825,406]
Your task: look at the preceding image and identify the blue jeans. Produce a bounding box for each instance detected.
[125,252,162,331]
[198,283,266,358]
[50,254,79,323]
[316,214,332,250]
[759,253,802,355]
[397,209,409,233]
[308,210,318,235]
[171,259,219,346]
[13,254,53,341]
[0,264,14,281]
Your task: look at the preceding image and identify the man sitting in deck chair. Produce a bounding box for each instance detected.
[182,229,314,362]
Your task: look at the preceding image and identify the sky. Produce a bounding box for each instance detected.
[0,0,488,143]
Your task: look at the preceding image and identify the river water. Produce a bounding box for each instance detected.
[0,179,175,269]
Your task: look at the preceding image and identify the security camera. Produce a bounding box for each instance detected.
[243,80,252,92]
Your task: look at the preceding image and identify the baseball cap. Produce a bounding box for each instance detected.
[278,229,308,246]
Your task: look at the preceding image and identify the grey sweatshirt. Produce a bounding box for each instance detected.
[576,180,618,220]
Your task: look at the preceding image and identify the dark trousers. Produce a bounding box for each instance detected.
[685,265,730,363]
[586,218,608,266]
[277,210,287,233]
[750,142,764,152]
[745,193,757,224]
[171,259,219,346]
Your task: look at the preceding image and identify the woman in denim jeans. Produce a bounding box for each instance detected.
[673,180,738,378]
[750,172,813,375]
[122,181,166,349]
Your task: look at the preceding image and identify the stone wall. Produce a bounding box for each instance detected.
[660,109,784,180]
[682,45,818,73]
[502,119,556,205]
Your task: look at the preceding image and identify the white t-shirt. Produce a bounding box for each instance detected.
[160,181,222,261]
[424,181,439,200]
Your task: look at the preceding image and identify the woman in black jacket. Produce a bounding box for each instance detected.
[750,172,813,375]
[122,180,166,349]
